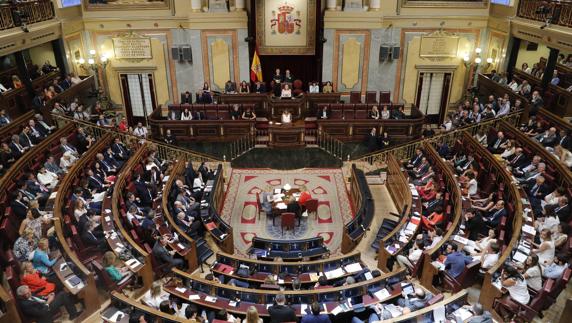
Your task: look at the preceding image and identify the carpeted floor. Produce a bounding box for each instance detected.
[220,168,354,255]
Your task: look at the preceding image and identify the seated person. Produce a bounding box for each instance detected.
[317,105,329,119]
[281,110,292,124]
[152,235,185,270]
[242,107,256,120]
[422,192,444,216]
[230,104,241,120]
[322,81,333,93]
[369,105,380,120]
[254,81,266,93]
[268,293,296,323]
[483,200,506,228]
[224,80,236,94]
[396,239,424,270]
[494,265,530,321]
[298,185,312,207]
[238,80,250,94]
[102,251,131,283]
[309,82,320,93]
[444,243,472,278]
[464,227,496,255]
[20,261,55,297]
[16,285,79,322]
[281,84,292,98]
[487,131,507,154]
[476,242,500,271]
[301,302,331,323]
[143,281,169,309]
[543,254,569,279]
[421,205,444,230]
[313,275,332,289]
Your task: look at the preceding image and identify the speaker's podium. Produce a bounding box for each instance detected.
[268,120,306,148]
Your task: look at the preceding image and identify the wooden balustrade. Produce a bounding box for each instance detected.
[0,284,20,323]
[418,141,464,293]
[161,160,199,271]
[0,0,54,31]
[518,0,572,28]
[458,131,523,318]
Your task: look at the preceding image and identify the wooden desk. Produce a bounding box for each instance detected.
[305,93,341,116]
[219,93,269,117]
[167,267,406,317]
[269,97,305,120]
[268,121,305,147]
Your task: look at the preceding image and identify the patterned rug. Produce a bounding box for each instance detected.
[220,168,353,255]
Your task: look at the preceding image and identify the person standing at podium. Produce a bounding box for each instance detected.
[273,68,283,97]
[281,84,292,99]
[281,110,292,124]
[284,69,294,83]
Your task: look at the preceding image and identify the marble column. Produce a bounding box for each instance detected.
[235,0,245,10]
[369,0,381,10]
[326,0,337,10]
[191,0,202,12]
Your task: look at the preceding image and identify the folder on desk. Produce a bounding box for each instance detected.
[205,222,217,231]
[344,263,362,273]
[374,288,391,301]
[218,263,234,274]
[324,268,344,279]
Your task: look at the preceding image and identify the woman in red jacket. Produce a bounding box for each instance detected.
[298,185,312,207]
[20,261,55,296]
[421,206,445,230]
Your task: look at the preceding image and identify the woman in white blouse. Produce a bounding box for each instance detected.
[37,167,58,189]
[281,110,292,124]
[280,84,292,98]
[369,106,380,120]
[381,105,390,120]
[180,108,193,121]
[143,281,169,310]
[500,139,515,159]
[464,228,497,255]
[496,265,530,320]
[59,151,77,172]
[555,145,572,168]
[474,129,488,147]
[533,229,555,269]
[523,254,543,291]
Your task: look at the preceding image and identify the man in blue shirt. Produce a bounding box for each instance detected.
[543,254,569,279]
[444,244,472,278]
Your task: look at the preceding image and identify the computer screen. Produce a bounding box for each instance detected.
[59,0,81,8]
[491,0,512,6]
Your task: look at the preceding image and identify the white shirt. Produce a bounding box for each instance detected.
[142,290,169,310]
[506,278,530,305]
[408,248,423,263]
[180,112,193,121]
[59,155,77,171]
[0,83,10,92]
[525,266,543,291]
[481,253,499,269]
[133,127,148,138]
[309,85,319,93]
[442,121,452,131]
[281,89,292,98]
[37,171,58,189]
[537,239,555,269]
[71,76,82,85]
[467,178,478,196]
[281,113,292,124]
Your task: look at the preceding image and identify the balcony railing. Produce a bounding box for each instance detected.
[518,0,572,28]
[0,0,55,31]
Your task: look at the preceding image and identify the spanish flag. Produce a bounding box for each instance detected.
[250,49,263,82]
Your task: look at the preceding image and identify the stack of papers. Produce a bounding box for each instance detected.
[453,235,469,245]
[433,306,446,322]
[204,296,217,302]
[175,287,187,294]
[522,225,536,235]
[276,203,287,210]
[344,263,363,273]
[188,294,200,300]
[126,259,141,268]
[374,288,391,301]
[512,251,528,263]
[453,307,473,322]
[324,268,345,279]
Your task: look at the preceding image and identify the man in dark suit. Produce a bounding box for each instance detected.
[507,148,529,170]
[405,149,424,169]
[16,285,79,323]
[268,293,296,323]
[301,302,331,323]
[59,137,79,156]
[152,235,185,269]
[10,191,28,219]
[184,162,197,187]
[423,192,443,216]
[9,135,27,159]
[408,157,430,179]
[487,131,507,154]
[365,128,378,152]
[484,200,507,228]
[86,169,106,192]
[19,127,34,148]
[559,130,572,151]
[554,196,570,223]
[464,209,485,241]
[134,175,154,207]
[535,127,559,148]
[96,153,116,173]
[527,176,550,214]
[111,137,129,160]
[80,221,107,251]
[181,91,193,104]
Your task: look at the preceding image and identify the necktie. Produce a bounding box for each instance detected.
[532,185,538,195]
[494,139,501,148]
[92,176,102,187]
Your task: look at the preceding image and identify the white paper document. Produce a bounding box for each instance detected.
[175,287,187,294]
[188,294,200,300]
[204,296,217,302]
[512,251,528,263]
[344,263,362,273]
[325,268,345,279]
[433,306,446,322]
[374,288,391,301]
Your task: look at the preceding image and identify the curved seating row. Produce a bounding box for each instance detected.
[53,133,113,320]
[167,266,407,317]
[248,236,329,260]
[342,164,374,253]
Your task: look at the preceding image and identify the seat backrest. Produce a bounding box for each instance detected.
[355,110,368,119]
[350,91,361,103]
[427,293,444,305]
[305,199,319,212]
[343,109,355,120]
[365,91,377,103]
[380,91,391,104]
[282,212,296,228]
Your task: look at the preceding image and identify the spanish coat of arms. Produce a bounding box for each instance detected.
[270,2,302,35]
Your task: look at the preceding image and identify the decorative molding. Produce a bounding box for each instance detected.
[401,0,488,8]
[200,30,240,89]
[84,0,172,11]
[332,30,371,96]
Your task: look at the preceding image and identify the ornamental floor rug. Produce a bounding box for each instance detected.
[219,168,354,255]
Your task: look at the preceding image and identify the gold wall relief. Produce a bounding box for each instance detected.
[211,39,231,90]
[341,38,361,89]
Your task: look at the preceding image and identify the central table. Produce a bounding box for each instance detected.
[268,121,306,147]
